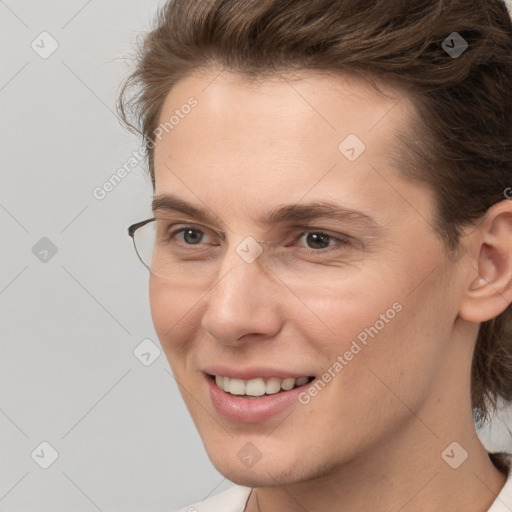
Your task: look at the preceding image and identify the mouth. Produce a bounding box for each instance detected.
[207,373,316,399]
[203,367,318,423]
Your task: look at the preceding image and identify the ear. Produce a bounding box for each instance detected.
[458,200,512,323]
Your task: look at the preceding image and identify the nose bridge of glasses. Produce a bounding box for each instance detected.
[234,235,267,264]
[205,235,281,296]
[210,233,285,285]
[132,217,285,281]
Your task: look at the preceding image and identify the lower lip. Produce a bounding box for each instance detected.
[205,374,313,424]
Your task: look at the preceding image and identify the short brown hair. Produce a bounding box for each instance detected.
[118,0,512,424]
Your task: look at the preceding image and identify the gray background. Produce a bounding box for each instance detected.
[1,1,511,511]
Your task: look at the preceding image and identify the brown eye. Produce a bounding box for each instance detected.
[295,231,350,253]
[304,232,332,249]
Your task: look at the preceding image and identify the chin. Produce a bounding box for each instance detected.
[202,437,312,487]
[215,458,301,488]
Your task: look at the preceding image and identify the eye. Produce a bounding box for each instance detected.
[160,223,351,256]
[169,226,218,246]
[176,227,205,245]
[295,230,350,253]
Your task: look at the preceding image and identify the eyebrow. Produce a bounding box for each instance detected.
[152,193,381,232]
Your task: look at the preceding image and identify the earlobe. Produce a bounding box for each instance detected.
[459,202,512,323]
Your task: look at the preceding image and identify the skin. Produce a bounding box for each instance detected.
[149,69,512,511]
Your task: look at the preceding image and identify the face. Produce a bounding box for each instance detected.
[150,70,464,486]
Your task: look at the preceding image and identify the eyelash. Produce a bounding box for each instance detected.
[166,225,351,254]
[291,231,351,253]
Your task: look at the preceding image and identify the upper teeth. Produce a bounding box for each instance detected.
[215,375,310,396]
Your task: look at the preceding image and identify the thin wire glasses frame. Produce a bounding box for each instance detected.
[128,217,274,272]
[127,216,369,290]
[128,218,156,270]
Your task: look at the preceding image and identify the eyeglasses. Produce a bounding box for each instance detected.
[127,217,365,291]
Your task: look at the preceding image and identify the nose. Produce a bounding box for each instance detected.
[200,245,283,346]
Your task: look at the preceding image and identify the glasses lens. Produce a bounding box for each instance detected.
[133,221,155,270]
[132,220,221,286]
[132,220,353,296]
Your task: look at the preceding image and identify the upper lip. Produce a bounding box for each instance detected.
[203,366,314,380]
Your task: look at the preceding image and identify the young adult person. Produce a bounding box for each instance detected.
[120,1,512,510]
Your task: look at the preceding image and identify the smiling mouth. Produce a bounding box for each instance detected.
[208,374,315,398]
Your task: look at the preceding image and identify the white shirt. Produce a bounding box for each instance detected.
[174,452,512,512]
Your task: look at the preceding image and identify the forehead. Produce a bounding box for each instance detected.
[154,69,413,172]
[157,69,411,140]
[151,69,432,229]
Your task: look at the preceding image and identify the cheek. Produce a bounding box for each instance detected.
[149,277,200,360]
[333,281,453,415]
[299,278,401,352]
[302,262,452,400]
